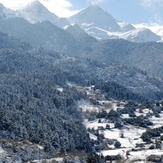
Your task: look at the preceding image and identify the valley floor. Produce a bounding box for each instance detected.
[77,85,163,163]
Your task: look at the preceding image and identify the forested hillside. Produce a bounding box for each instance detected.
[0,32,163,161]
[0,32,91,160]
[79,39,163,79]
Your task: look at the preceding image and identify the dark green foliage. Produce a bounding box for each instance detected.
[0,32,31,50]
[114,121,123,128]
[107,109,120,118]
[114,141,121,148]
[87,152,105,163]
[0,35,91,156]
[105,154,122,161]
[124,115,153,128]
[155,140,162,149]
[0,78,90,155]
[94,81,146,102]
[149,145,155,149]
[160,135,163,141]
[141,126,163,142]
[96,111,107,119]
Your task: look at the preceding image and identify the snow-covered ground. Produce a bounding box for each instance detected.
[78,85,163,162]
[150,111,163,128]
[78,99,100,112]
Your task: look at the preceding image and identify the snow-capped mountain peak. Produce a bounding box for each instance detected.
[69,5,121,32]
[22,0,47,13]
[0,3,16,18]
[82,4,107,14]
[19,0,58,24]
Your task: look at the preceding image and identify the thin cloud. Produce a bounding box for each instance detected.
[140,0,163,8]
[0,0,34,9]
[140,0,163,24]
[40,0,79,17]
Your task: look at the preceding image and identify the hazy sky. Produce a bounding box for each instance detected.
[0,0,163,24]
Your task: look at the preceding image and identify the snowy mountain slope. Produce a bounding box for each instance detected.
[117,21,135,31]
[0,16,82,55]
[133,23,163,39]
[84,26,160,42]
[79,39,163,79]
[0,3,16,18]
[18,0,58,24]
[120,28,161,42]
[69,5,121,32]
[85,26,119,40]
[64,23,89,39]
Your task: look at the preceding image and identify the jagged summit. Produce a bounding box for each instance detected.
[0,3,5,8]
[69,5,121,32]
[19,0,58,23]
[23,0,47,12]
[0,3,16,18]
[83,4,106,12]
[27,0,42,6]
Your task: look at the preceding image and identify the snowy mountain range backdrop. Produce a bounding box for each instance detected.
[0,0,163,42]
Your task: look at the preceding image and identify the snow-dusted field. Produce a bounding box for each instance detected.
[78,86,163,162]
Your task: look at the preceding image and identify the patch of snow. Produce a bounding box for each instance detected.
[89,133,97,140]
[0,146,5,155]
[101,148,126,156]
[150,112,163,127]
[66,81,76,87]
[77,99,100,112]
[57,87,63,92]
[129,149,163,162]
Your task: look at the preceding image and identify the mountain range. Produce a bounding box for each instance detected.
[0,1,163,80]
[68,5,160,42]
[0,1,162,42]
